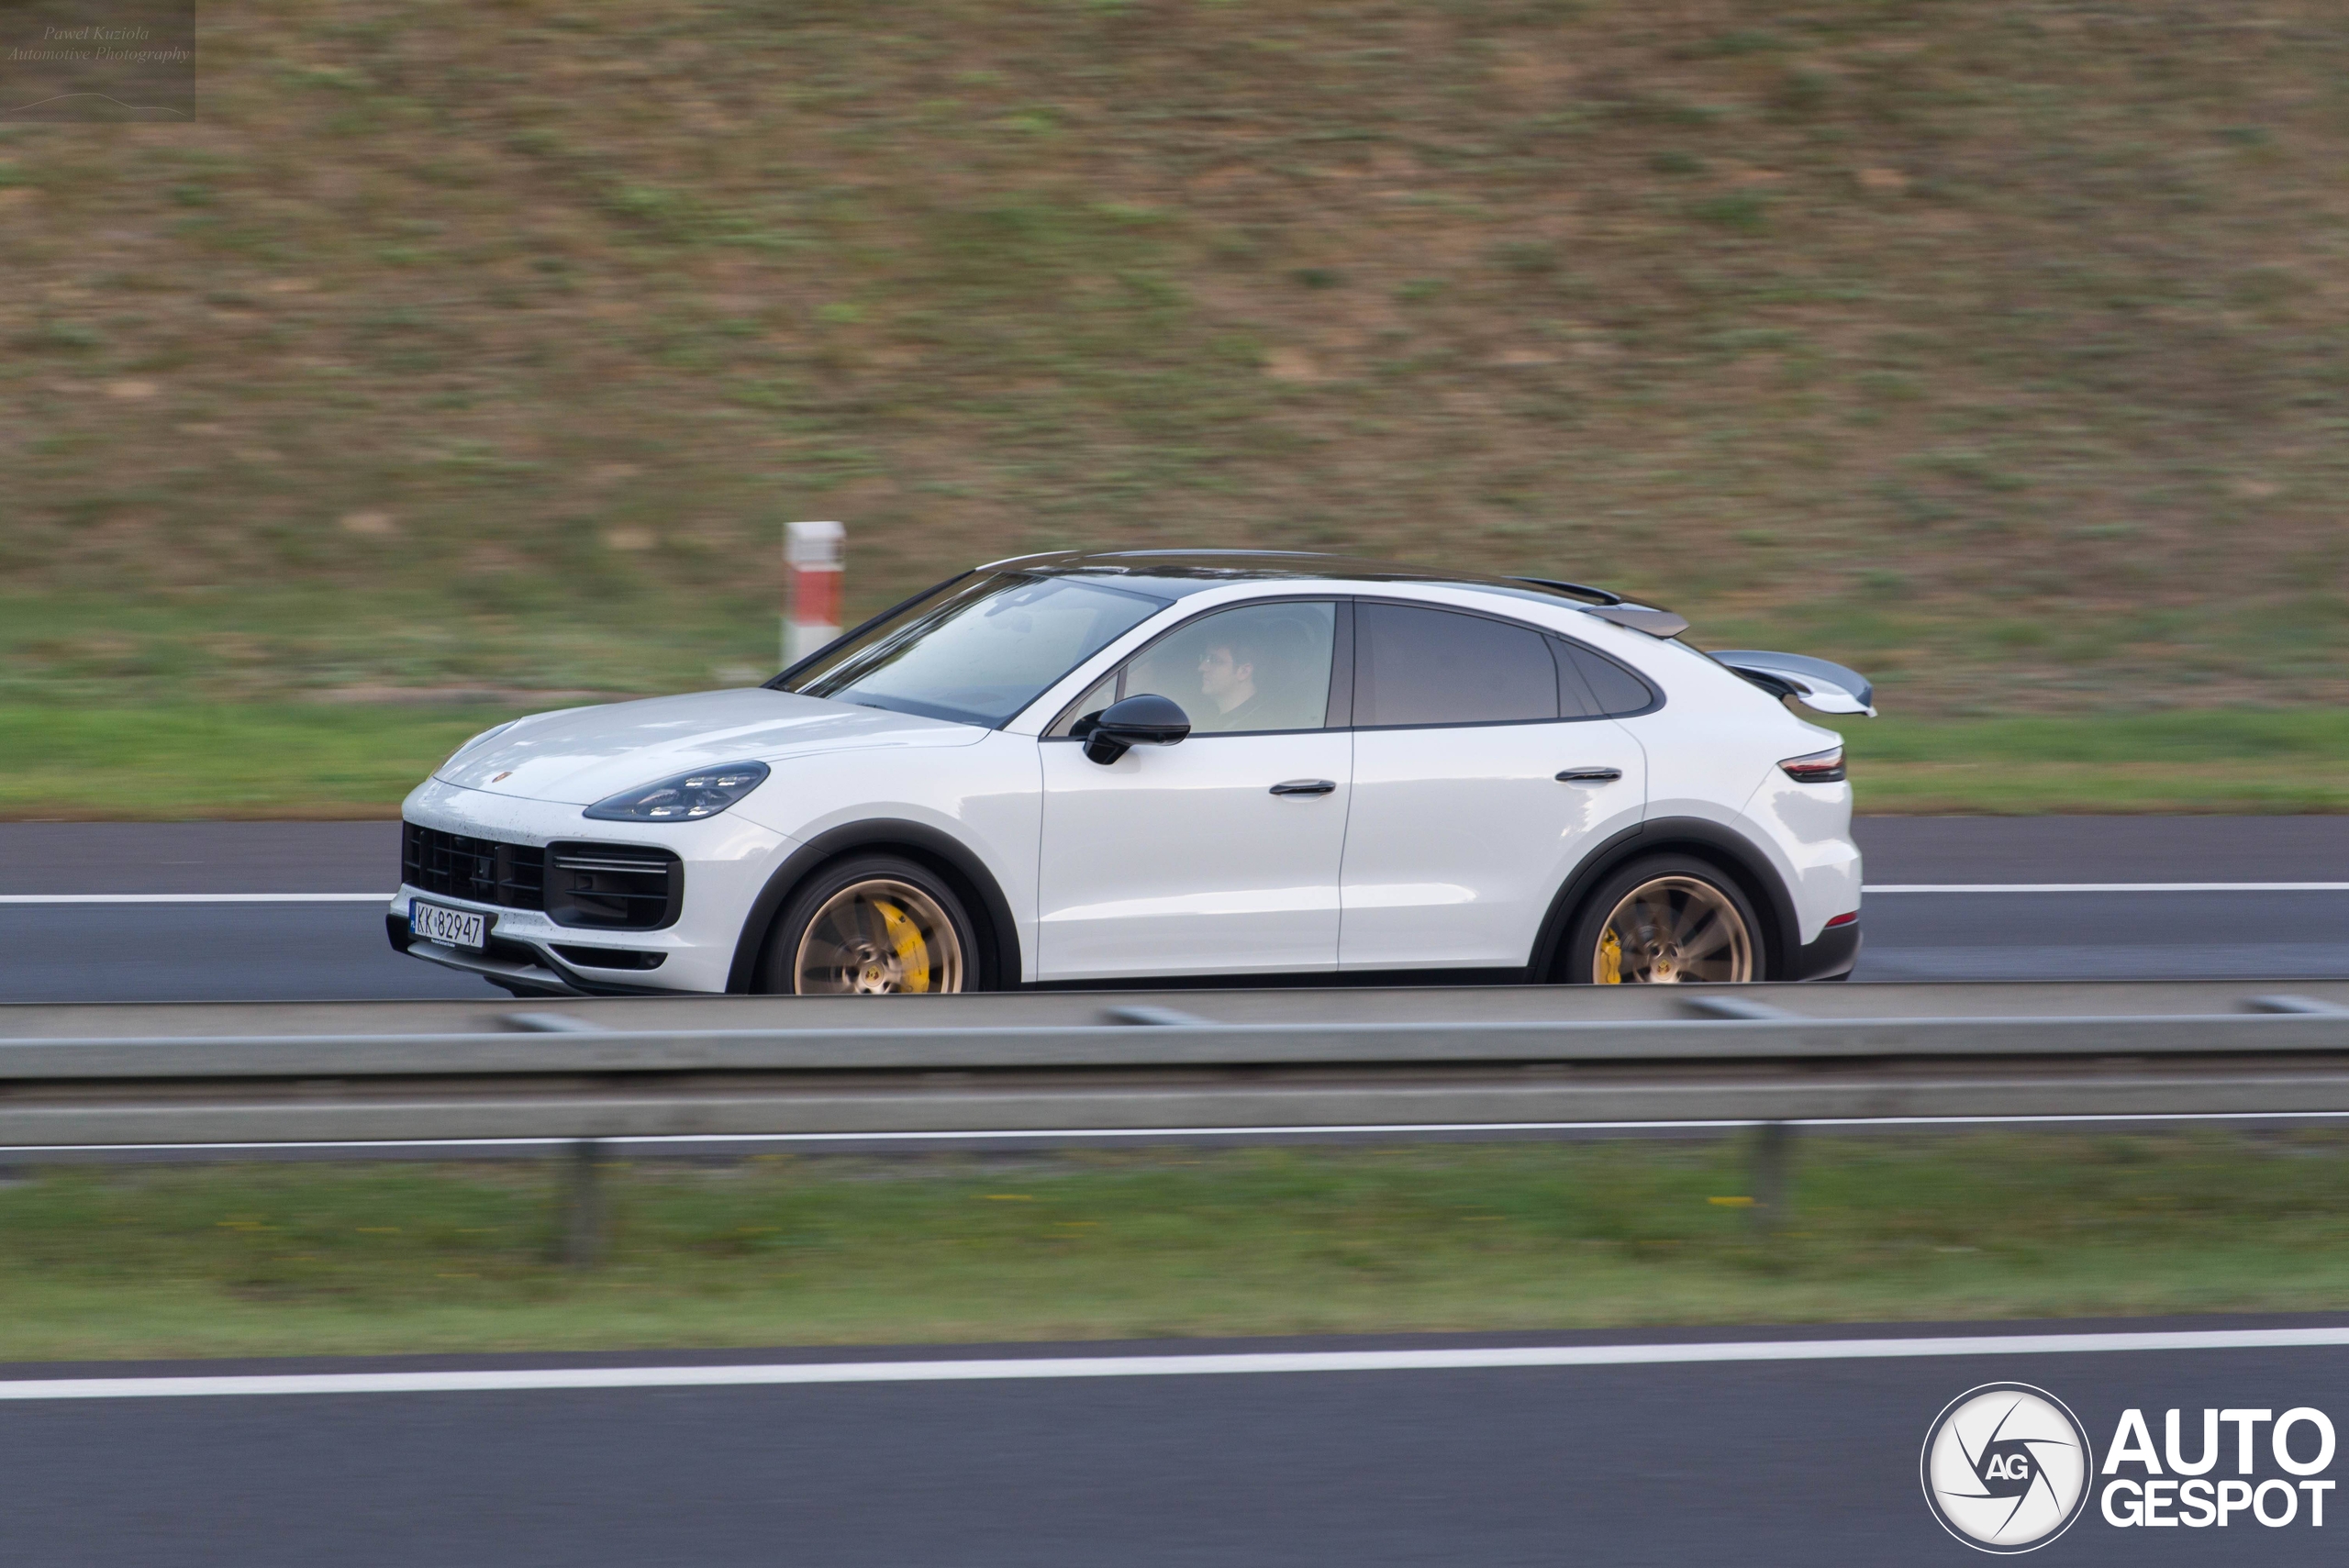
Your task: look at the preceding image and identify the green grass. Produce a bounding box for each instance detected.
[0,704,529,819]
[4,1134,2348,1362]
[1841,710,2349,814]
[2,703,2340,818]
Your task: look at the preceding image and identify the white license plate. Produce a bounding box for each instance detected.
[409,900,489,951]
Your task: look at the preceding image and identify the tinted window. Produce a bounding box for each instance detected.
[785,573,1163,727]
[1556,639,1659,717]
[1553,645,1596,718]
[1355,604,1558,727]
[1053,601,1339,736]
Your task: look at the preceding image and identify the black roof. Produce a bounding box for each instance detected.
[986,549,1624,607]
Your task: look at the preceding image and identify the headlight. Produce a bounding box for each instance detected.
[583,761,770,822]
[441,720,518,771]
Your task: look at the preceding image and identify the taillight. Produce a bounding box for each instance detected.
[1779,745,1845,784]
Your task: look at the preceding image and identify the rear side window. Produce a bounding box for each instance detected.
[1355,604,1558,727]
[1554,639,1660,717]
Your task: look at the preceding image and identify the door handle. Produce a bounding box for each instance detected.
[1555,767,1622,784]
[1269,779,1338,796]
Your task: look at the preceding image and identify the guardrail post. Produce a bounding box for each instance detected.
[1750,1121,1795,1233]
[559,1139,608,1267]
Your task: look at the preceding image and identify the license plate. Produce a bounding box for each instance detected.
[409,899,489,951]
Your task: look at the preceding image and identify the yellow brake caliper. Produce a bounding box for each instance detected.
[1598,927,1622,984]
[872,899,930,993]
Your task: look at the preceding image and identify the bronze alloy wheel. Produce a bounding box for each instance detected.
[1593,874,1754,984]
[792,877,966,995]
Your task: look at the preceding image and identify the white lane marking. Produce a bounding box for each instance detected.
[0,894,393,905]
[15,1111,2349,1162]
[1865,883,2349,894]
[2,884,2342,905]
[7,884,2346,906]
[6,1326,2348,1402]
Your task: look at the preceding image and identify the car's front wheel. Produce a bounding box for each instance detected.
[758,854,974,995]
[1560,855,1763,984]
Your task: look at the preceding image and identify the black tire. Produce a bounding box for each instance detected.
[1557,853,1766,985]
[755,853,981,995]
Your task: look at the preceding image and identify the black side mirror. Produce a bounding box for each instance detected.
[1083,694,1191,764]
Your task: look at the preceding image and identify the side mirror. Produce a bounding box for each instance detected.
[1082,694,1191,764]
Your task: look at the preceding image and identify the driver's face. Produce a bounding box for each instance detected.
[1197,645,1249,700]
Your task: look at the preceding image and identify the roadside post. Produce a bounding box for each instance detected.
[785,520,845,667]
[559,1138,608,1268]
[1750,1120,1795,1235]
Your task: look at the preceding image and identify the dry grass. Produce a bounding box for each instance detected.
[4,0,2347,717]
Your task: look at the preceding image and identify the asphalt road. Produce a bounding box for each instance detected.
[1,817,2345,1002]
[5,1320,2344,1566]
[5,824,2345,1562]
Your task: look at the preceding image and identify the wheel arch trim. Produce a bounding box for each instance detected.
[725,821,1023,993]
[1528,817,1800,983]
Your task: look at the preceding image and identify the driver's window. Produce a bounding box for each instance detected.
[1049,602,1339,737]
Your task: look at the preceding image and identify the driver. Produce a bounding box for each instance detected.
[1196,632,1265,728]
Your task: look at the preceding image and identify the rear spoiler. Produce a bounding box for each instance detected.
[1708,651,1876,717]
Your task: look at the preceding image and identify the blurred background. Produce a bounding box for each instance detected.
[4,0,2345,818]
[5,15,2349,1558]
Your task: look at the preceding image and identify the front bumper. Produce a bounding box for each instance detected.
[388,779,796,995]
[385,911,674,996]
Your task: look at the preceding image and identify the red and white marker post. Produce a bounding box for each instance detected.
[784,519,844,666]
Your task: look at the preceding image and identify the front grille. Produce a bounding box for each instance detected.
[402,823,545,910]
[545,840,683,930]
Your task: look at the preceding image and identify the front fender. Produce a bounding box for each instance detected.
[725,819,1026,992]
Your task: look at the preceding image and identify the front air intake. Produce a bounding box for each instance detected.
[401,823,546,910]
[543,841,684,930]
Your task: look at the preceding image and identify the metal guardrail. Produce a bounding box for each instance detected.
[9,979,2344,1262]
[3,981,2347,1151]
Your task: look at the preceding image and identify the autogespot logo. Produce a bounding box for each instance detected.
[1921,1384,2095,1552]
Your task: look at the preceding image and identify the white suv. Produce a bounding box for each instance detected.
[390,550,1868,995]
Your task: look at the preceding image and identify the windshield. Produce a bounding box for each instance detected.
[781,573,1168,726]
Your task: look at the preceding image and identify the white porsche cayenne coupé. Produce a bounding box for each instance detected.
[390,550,1871,996]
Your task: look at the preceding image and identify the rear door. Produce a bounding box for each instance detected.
[1338,602,1647,971]
[1036,599,1353,980]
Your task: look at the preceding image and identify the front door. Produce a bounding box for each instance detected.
[1338,601,1648,970]
[1037,600,1350,980]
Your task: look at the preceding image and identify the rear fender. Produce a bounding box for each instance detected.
[1529,817,1801,983]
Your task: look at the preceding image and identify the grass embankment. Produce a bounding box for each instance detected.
[0,704,518,819]
[1843,710,2349,815]
[4,1134,2347,1362]
[4,0,2347,722]
[5,704,2343,818]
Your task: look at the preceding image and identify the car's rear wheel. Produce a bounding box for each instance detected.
[1561,855,1762,984]
[760,854,973,995]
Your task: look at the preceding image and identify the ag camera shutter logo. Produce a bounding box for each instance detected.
[1921,1383,2095,1552]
